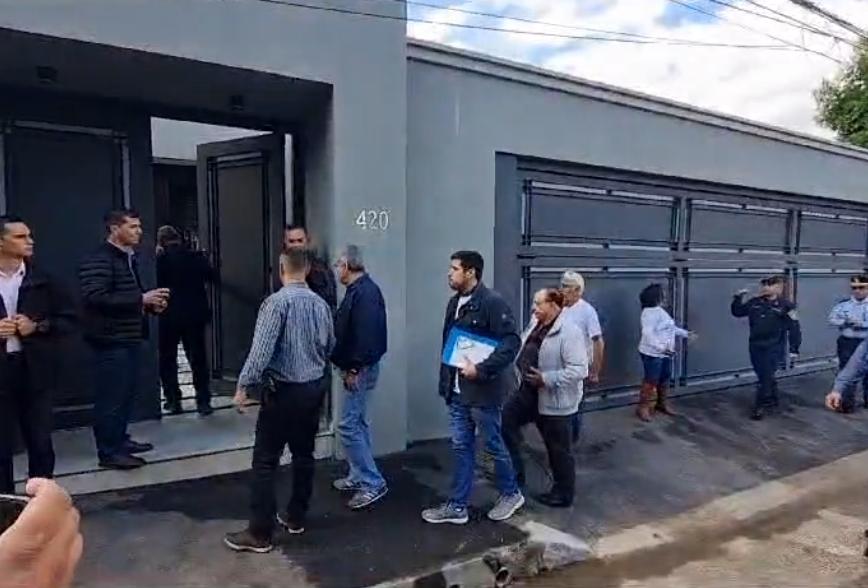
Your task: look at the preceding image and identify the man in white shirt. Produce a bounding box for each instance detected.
[560,271,605,443]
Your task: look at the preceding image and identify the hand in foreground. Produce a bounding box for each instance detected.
[14,315,37,337]
[233,387,249,414]
[459,359,479,380]
[524,367,545,389]
[825,391,842,412]
[0,318,16,338]
[0,478,83,588]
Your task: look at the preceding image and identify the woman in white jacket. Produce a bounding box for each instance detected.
[637,283,694,421]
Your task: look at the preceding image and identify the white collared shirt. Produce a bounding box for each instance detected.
[0,263,26,352]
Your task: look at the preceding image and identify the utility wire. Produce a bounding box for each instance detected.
[784,0,868,41]
[704,0,858,47]
[665,0,843,62]
[374,0,777,45]
[243,0,806,50]
[742,0,859,43]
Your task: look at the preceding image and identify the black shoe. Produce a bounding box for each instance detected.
[163,400,183,415]
[535,492,573,509]
[197,404,214,417]
[99,454,146,470]
[750,407,765,421]
[223,529,273,554]
[124,440,154,454]
[276,512,305,535]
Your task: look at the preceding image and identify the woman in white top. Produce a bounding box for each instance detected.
[637,283,694,421]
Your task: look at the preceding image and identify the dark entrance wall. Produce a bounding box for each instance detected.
[0,87,159,428]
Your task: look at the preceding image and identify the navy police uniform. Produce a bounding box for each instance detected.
[828,295,868,410]
[731,294,801,414]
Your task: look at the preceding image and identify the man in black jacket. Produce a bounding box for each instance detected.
[283,225,337,311]
[79,209,170,470]
[156,226,215,416]
[422,251,525,525]
[330,245,388,510]
[0,216,76,493]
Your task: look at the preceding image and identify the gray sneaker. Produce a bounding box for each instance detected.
[348,486,388,510]
[332,477,361,492]
[421,502,469,525]
[487,492,525,522]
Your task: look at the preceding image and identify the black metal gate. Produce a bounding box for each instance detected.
[494,155,868,399]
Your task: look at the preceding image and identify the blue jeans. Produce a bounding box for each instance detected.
[337,363,386,492]
[448,402,518,509]
[640,353,673,385]
[91,343,142,460]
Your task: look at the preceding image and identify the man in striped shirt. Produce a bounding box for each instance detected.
[224,248,335,554]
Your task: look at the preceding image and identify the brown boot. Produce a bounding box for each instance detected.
[656,383,678,416]
[636,382,656,422]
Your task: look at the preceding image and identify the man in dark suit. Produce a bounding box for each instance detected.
[0,215,76,493]
[283,225,337,312]
[156,226,216,416]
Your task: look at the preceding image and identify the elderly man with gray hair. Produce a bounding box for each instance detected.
[331,244,389,510]
[560,271,605,443]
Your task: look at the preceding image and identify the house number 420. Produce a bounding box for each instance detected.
[355,209,391,231]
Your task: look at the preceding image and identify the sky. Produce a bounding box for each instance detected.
[406,0,868,139]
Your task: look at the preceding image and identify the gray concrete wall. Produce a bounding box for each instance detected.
[405,51,868,442]
[1,0,409,454]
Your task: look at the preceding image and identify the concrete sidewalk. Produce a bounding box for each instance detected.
[69,371,868,588]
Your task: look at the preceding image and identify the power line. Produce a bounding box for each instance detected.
[664,0,843,62]
[783,0,868,41]
[704,0,857,47]
[379,0,775,45]
[243,0,807,51]
[742,0,858,43]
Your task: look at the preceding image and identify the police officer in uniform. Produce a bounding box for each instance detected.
[731,275,801,421]
[828,274,868,412]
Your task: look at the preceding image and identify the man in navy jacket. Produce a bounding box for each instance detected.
[331,245,389,511]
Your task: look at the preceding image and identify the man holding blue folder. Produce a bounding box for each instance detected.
[422,251,525,525]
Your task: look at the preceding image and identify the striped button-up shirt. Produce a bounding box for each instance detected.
[238,283,335,387]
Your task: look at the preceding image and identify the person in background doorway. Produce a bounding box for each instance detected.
[422,251,524,525]
[225,248,334,553]
[0,478,83,588]
[828,274,868,413]
[0,216,75,494]
[559,271,604,444]
[156,225,215,416]
[331,245,389,510]
[731,275,801,421]
[79,209,169,470]
[283,225,337,312]
[503,288,586,508]
[637,283,694,422]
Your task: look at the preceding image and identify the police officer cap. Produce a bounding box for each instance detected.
[760,275,785,286]
[850,275,868,287]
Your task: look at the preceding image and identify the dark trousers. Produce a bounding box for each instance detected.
[159,320,210,407]
[0,354,55,493]
[749,343,781,410]
[502,388,575,502]
[92,343,141,460]
[249,377,326,539]
[837,336,868,409]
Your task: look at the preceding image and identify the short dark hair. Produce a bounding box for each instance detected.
[0,215,25,237]
[539,288,565,308]
[104,208,140,230]
[156,225,182,248]
[760,275,785,287]
[284,224,308,235]
[640,283,664,308]
[451,250,484,280]
[280,247,311,274]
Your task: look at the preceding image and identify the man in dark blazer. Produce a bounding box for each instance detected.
[156,226,216,416]
[0,215,76,493]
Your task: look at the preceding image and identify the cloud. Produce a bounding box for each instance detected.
[407,0,868,139]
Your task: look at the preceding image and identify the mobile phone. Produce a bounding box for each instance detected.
[0,494,29,534]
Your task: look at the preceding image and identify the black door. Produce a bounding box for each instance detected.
[197,134,285,380]
[4,123,126,427]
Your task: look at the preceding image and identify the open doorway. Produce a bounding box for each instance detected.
[151,119,291,416]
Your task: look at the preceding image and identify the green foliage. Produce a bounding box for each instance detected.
[815,40,868,148]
